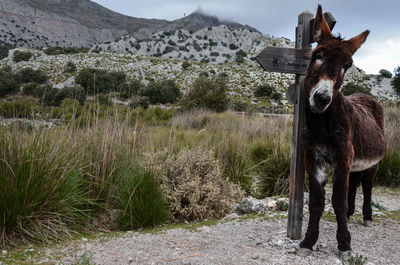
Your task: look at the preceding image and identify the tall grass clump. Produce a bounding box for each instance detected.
[251,119,292,197]
[115,164,170,230]
[0,127,92,247]
[376,107,400,186]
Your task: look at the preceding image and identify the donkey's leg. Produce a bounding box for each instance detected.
[332,165,352,252]
[361,165,378,225]
[299,165,326,253]
[347,172,361,220]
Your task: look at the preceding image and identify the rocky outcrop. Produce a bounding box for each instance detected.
[95,25,292,64]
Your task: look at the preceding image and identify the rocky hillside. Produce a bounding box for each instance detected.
[2,48,398,109]
[0,0,258,48]
[94,25,291,64]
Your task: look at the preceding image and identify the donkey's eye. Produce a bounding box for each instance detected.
[315,54,323,60]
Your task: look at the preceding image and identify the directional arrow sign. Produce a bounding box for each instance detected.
[255,47,311,75]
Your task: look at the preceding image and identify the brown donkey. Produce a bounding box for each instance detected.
[297,5,386,257]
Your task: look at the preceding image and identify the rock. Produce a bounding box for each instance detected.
[198,226,212,233]
[267,200,277,211]
[236,197,269,214]
[222,213,239,221]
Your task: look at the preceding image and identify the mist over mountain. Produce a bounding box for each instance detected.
[0,0,259,48]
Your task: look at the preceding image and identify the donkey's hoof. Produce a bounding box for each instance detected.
[363,220,373,227]
[297,248,312,257]
[338,250,351,261]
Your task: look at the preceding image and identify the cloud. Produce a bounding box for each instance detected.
[92,0,400,74]
[354,36,400,74]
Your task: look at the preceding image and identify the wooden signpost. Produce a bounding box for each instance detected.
[256,11,335,240]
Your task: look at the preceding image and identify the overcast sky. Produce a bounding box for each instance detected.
[92,0,400,74]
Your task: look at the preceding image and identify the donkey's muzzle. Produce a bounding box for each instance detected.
[311,92,332,113]
[314,92,331,106]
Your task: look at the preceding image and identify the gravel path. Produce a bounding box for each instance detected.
[3,187,399,265]
[55,216,400,265]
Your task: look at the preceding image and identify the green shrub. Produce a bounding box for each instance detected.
[182,60,191,70]
[0,97,37,118]
[13,50,32,62]
[254,84,271,98]
[236,55,244,64]
[16,68,48,84]
[129,96,150,109]
[0,45,13,60]
[65,61,77,73]
[193,42,202,52]
[0,129,92,245]
[55,86,86,105]
[96,93,111,106]
[379,69,392,78]
[163,46,174,54]
[181,74,229,112]
[276,200,289,211]
[0,67,19,97]
[22,82,42,97]
[75,68,126,94]
[44,46,88,55]
[236,49,247,58]
[229,43,238,50]
[231,100,250,112]
[115,164,170,230]
[139,79,181,104]
[392,66,400,94]
[167,40,176,46]
[341,82,371,96]
[117,80,141,99]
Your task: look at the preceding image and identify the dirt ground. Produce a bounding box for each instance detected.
[1,186,399,265]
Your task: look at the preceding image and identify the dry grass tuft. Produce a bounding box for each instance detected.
[147,147,244,221]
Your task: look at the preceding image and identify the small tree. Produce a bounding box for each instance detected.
[118,80,141,100]
[65,61,77,73]
[182,60,191,70]
[13,50,33,62]
[16,68,48,84]
[254,84,275,98]
[379,69,392,78]
[139,79,181,104]
[0,68,19,97]
[0,45,13,60]
[181,74,229,112]
[392,66,400,95]
[129,96,150,109]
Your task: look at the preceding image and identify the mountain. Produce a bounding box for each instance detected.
[0,0,259,48]
[94,25,291,64]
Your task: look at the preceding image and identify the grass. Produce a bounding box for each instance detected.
[0,102,399,250]
[376,106,400,187]
[0,126,93,247]
[115,163,170,230]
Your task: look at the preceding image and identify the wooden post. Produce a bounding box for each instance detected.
[287,11,313,240]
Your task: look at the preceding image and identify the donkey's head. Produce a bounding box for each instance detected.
[304,5,369,113]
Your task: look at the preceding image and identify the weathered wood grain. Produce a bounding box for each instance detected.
[255,47,311,75]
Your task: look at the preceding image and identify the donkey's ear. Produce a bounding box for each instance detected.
[346,30,370,54]
[314,5,333,43]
